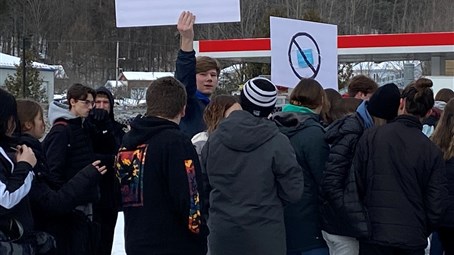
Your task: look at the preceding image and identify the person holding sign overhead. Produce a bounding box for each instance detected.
[176,11,221,138]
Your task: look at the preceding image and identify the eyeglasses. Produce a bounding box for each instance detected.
[77,99,95,107]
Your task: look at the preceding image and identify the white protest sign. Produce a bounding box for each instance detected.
[115,0,241,27]
[271,17,338,89]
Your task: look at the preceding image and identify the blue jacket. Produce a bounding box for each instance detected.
[175,50,208,138]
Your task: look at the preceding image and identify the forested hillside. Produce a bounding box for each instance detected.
[0,0,452,87]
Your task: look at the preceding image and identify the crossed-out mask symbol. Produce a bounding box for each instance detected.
[287,32,321,79]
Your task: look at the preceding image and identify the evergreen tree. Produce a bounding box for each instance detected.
[5,51,45,101]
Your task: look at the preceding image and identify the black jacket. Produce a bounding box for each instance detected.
[354,115,448,249]
[320,114,369,238]
[42,103,95,189]
[0,144,34,238]
[85,87,125,210]
[117,115,207,255]
[272,112,328,252]
[16,134,101,230]
[42,102,99,255]
[202,110,304,255]
[441,157,454,227]
[175,50,208,138]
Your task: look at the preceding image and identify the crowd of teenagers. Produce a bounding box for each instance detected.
[1,11,453,255]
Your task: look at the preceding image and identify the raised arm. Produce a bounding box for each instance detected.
[177,11,195,52]
[175,11,197,97]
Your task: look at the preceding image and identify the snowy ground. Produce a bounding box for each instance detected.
[112,212,126,255]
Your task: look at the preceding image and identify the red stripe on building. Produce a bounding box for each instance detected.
[198,32,454,52]
[199,38,270,52]
[338,32,454,48]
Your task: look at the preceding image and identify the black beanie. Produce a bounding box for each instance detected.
[367,83,401,121]
[240,77,277,117]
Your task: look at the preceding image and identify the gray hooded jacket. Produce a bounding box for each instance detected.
[201,110,304,255]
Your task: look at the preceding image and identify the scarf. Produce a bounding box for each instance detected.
[282,104,314,114]
[356,100,374,129]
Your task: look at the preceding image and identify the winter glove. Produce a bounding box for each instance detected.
[90,108,109,122]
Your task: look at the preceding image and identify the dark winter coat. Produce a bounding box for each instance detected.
[175,50,208,138]
[42,102,99,255]
[117,115,207,255]
[84,87,126,255]
[16,134,101,231]
[272,112,329,252]
[441,157,454,227]
[201,110,304,255]
[85,87,125,210]
[320,113,369,238]
[354,115,449,249]
[0,145,34,238]
[42,102,95,190]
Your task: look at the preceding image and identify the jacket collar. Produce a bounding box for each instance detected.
[393,115,423,130]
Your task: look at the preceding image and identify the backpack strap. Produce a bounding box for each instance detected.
[53,120,68,127]
[52,119,72,151]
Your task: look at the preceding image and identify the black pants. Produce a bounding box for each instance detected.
[93,207,118,255]
[439,227,454,255]
[359,242,424,255]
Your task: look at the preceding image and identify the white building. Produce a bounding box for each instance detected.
[0,52,58,102]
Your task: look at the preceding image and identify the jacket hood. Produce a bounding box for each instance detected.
[271,112,319,137]
[122,115,179,148]
[96,87,115,119]
[214,110,279,152]
[325,114,364,144]
[191,131,208,144]
[48,101,77,125]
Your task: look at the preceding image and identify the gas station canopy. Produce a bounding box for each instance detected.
[194,32,454,64]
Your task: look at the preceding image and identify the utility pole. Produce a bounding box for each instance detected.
[116,41,119,89]
[22,37,26,98]
[115,41,126,90]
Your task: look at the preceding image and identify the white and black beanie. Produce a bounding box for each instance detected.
[240,77,277,117]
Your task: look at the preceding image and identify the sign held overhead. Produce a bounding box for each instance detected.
[115,0,241,27]
[271,17,338,89]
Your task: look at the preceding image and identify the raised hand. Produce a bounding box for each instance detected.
[16,145,37,168]
[177,11,196,52]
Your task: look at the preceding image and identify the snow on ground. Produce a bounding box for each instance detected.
[112,212,126,255]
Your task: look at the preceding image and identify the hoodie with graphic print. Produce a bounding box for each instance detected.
[116,115,207,255]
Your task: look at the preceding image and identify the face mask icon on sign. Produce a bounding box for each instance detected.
[287,32,321,79]
[293,48,314,68]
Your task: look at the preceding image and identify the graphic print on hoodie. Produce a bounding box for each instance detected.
[115,144,148,207]
[185,159,201,234]
[115,115,203,236]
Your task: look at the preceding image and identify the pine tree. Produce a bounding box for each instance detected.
[5,50,45,101]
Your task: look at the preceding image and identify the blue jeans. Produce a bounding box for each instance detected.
[287,247,330,255]
[430,232,443,255]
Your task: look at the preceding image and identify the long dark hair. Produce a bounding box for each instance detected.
[0,88,18,146]
[401,78,434,118]
[431,98,454,160]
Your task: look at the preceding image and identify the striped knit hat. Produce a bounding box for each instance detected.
[240,77,277,117]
